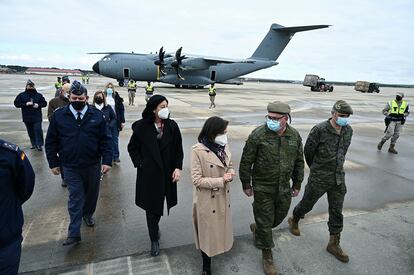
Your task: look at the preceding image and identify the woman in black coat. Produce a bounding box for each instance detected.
[127,95,183,257]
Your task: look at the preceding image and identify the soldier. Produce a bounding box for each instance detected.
[208,83,216,109]
[0,139,35,275]
[127,79,137,106]
[377,92,409,154]
[288,100,353,263]
[54,77,63,97]
[239,101,304,275]
[145,81,154,102]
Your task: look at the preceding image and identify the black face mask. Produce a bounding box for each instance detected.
[71,101,86,111]
[396,96,402,101]
[94,97,103,104]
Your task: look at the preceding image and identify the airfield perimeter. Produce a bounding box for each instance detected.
[0,74,413,274]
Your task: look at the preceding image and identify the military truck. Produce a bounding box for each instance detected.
[354,81,380,93]
[303,74,334,92]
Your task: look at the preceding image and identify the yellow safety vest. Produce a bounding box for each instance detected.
[55,82,63,89]
[128,82,137,89]
[208,87,216,95]
[390,100,407,115]
[146,85,154,92]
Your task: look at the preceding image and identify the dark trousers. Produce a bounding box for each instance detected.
[146,211,161,241]
[201,250,211,272]
[0,237,22,275]
[63,164,101,238]
[24,121,43,147]
[293,181,347,234]
[110,126,120,159]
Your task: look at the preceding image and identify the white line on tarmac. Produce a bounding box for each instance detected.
[21,221,33,247]
[127,256,133,275]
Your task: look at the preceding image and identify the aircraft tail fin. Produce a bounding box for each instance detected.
[250,23,330,60]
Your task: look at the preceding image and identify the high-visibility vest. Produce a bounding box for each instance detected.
[128,82,137,89]
[208,87,216,95]
[55,82,63,89]
[390,100,407,115]
[146,85,154,93]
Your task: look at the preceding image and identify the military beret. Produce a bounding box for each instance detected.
[267,101,291,114]
[70,80,87,96]
[333,100,353,115]
[396,92,405,98]
[26,79,35,86]
[62,76,70,83]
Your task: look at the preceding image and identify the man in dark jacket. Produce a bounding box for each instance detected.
[48,83,70,120]
[14,80,47,151]
[0,139,35,275]
[45,81,112,246]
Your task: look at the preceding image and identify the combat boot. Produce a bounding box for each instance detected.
[288,216,300,236]
[262,249,277,275]
[326,234,349,263]
[377,139,386,150]
[388,144,398,154]
[250,223,256,241]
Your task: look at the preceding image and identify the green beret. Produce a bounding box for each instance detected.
[267,101,291,114]
[333,100,353,115]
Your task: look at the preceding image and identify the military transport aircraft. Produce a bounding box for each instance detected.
[91,23,329,88]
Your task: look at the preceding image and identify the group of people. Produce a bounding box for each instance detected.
[127,79,155,106]
[2,78,410,275]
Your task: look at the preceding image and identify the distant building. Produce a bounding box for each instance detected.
[25,67,82,76]
[0,66,17,74]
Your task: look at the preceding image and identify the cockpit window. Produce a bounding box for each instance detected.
[102,57,111,61]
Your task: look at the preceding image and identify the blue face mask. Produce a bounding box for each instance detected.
[107,88,113,95]
[267,118,281,132]
[336,117,349,127]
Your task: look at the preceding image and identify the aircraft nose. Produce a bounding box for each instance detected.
[92,62,100,74]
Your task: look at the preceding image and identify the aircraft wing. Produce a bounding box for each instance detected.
[179,56,255,71]
[202,57,255,64]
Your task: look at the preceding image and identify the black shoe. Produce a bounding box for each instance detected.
[83,216,95,227]
[113,158,121,163]
[30,146,36,150]
[62,237,81,246]
[150,241,160,257]
[61,180,67,187]
[36,146,42,151]
[202,271,212,275]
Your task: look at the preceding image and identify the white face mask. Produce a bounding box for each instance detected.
[214,134,228,146]
[158,107,170,119]
[95,103,103,110]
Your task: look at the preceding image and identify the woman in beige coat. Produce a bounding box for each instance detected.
[191,116,236,275]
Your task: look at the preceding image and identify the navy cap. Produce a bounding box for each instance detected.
[70,80,87,96]
[26,79,35,86]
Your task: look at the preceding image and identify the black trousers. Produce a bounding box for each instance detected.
[201,251,211,272]
[146,211,161,241]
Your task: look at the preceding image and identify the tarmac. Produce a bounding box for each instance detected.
[0,74,413,275]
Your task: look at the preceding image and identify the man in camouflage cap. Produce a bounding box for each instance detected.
[288,100,353,263]
[239,101,304,275]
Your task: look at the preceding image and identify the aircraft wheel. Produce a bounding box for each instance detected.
[175,84,180,88]
[118,81,124,87]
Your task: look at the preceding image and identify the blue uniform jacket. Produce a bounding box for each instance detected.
[45,104,113,169]
[14,89,47,123]
[0,140,35,249]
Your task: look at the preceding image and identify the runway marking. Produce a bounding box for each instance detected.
[127,256,133,275]
[21,221,34,247]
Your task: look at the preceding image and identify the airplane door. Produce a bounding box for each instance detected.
[123,68,130,79]
[210,70,216,82]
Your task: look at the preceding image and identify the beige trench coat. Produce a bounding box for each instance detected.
[191,142,234,257]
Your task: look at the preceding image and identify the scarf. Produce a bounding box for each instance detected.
[201,137,227,167]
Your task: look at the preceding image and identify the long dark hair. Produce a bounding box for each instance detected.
[198,116,229,143]
[141,94,168,121]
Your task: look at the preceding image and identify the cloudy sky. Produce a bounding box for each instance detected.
[0,0,413,84]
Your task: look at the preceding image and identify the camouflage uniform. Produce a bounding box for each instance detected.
[293,117,353,234]
[240,124,304,249]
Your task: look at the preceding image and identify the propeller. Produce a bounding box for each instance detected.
[171,47,186,80]
[154,46,166,76]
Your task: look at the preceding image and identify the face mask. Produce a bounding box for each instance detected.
[396,96,402,101]
[71,101,86,111]
[94,103,103,110]
[266,118,281,132]
[106,88,113,95]
[214,134,228,146]
[336,117,349,127]
[158,107,170,119]
[95,97,103,104]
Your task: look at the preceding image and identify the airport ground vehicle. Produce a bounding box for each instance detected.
[354,81,380,93]
[303,74,334,92]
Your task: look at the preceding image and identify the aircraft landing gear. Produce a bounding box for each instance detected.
[118,80,124,87]
[175,84,180,88]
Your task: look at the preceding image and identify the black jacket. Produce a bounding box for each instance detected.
[45,104,113,169]
[14,89,47,123]
[128,118,183,216]
[106,91,125,131]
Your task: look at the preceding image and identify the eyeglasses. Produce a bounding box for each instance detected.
[265,115,285,122]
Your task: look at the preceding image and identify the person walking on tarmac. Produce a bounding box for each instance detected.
[127,79,137,106]
[288,100,354,263]
[0,139,35,275]
[45,80,113,246]
[86,74,90,84]
[81,75,86,84]
[208,83,217,109]
[14,80,47,151]
[54,77,63,97]
[239,101,304,275]
[377,92,409,154]
[145,81,155,102]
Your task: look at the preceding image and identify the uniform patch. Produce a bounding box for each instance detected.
[21,152,26,160]
[1,141,19,151]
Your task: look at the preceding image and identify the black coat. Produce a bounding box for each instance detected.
[105,91,125,131]
[128,118,183,216]
[14,89,47,123]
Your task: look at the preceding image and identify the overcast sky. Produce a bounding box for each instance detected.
[0,0,413,84]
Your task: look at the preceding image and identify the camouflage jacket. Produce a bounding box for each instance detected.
[239,124,304,194]
[305,119,353,185]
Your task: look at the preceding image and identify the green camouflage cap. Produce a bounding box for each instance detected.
[333,100,353,115]
[267,101,291,114]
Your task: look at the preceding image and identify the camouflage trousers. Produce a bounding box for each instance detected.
[253,190,292,249]
[382,121,403,145]
[293,180,347,234]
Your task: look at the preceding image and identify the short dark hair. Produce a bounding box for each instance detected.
[198,116,229,143]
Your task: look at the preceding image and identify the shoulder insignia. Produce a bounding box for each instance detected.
[1,141,19,152]
[21,151,26,160]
